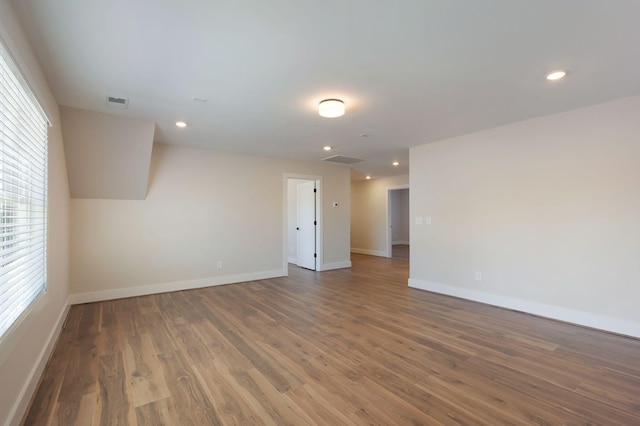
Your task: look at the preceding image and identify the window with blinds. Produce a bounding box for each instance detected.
[0,42,48,341]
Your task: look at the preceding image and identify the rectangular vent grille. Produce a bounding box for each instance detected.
[105,96,129,109]
[322,155,363,164]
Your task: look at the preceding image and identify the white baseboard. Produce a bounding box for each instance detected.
[408,278,640,339]
[392,241,409,245]
[287,256,297,264]
[318,261,352,271]
[69,269,287,305]
[351,248,388,257]
[7,299,70,426]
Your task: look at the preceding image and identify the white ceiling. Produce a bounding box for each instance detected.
[13,0,640,180]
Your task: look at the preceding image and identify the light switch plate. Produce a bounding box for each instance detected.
[416,217,423,225]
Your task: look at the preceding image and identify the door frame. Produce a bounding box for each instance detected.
[283,174,323,273]
[386,185,410,258]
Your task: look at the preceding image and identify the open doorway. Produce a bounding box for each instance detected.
[387,186,409,259]
[285,176,322,271]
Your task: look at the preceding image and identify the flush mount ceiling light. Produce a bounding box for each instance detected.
[318,99,345,118]
[392,161,399,166]
[175,121,187,128]
[365,175,371,180]
[323,146,332,151]
[546,70,567,81]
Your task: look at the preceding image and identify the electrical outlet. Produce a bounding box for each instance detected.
[217,261,223,269]
[475,271,482,281]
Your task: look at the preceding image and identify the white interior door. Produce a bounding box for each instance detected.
[296,181,316,270]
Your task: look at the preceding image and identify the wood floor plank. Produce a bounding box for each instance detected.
[190,320,255,373]
[286,385,359,426]
[135,398,180,426]
[23,253,640,425]
[96,351,135,425]
[193,291,302,393]
[124,334,170,408]
[232,368,316,425]
[192,362,273,425]
[75,393,99,426]
[155,349,223,425]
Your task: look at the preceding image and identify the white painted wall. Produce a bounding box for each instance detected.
[60,106,155,200]
[0,1,70,424]
[69,144,351,302]
[391,188,409,244]
[410,96,640,338]
[351,174,409,257]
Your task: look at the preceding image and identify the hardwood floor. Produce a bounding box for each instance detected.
[24,254,640,425]
[392,244,409,260]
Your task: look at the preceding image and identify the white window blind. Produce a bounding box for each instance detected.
[0,42,48,340]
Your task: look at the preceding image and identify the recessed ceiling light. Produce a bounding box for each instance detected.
[365,175,371,180]
[318,99,345,118]
[323,146,332,151]
[392,161,399,166]
[175,121,187,128]
[546,70,567,81]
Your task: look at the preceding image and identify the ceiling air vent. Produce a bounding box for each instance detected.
[105,95,129,109]
[322,155,363,164]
